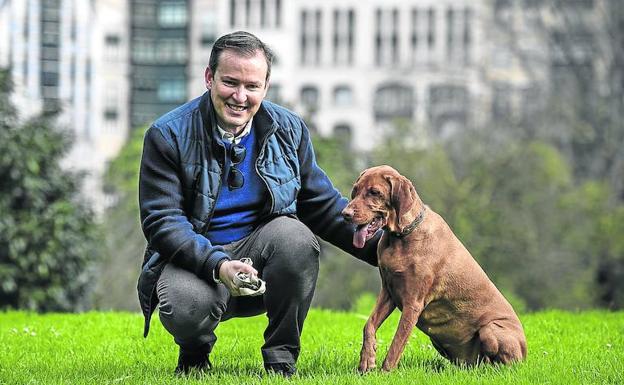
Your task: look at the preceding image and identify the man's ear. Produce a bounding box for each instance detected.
[262,78,270,98]
[386,175,416,231]
[205,67,214,89]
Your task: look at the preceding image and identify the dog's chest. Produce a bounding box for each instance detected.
[379,266,411,309]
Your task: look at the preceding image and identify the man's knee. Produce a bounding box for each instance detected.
[157,265,226,338]
[262,217,320,272]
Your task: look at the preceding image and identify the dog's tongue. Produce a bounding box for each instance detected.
[353,225,368,249]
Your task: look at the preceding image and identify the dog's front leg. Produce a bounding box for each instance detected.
[381,302,423,371]
[359,286,395,373]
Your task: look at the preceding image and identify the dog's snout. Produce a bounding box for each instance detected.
[342,207,354,222]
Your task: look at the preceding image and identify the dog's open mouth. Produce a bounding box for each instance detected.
[353,216,385,249]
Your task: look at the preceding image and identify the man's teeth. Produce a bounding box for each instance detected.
[227,104,246,111]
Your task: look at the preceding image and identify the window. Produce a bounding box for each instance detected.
[301,86,319,111]
[265,83,282,104]
[428,84,469,133]
[521,85,543,125]
[374,84,414,120]
[201,13,217,46]
[411,9,418,58]
[105,35,120,46]
[463,8,473,64]
[158,79,186,102]
[104,109,118,121]
[429,85,468,112]
[105,34,122,60]
[231,0,281,28]
[332,9,355,65]
[333,124,352,145]
[159,2,187,27]
[446,8,454,59]
[42,60,58,72]
[132,38,155,62]
[427,8,436,50]
[42,71,59,86]
[300,9,322,65]
[230,0,236,26]
[333,85,353,107]
[133,3,156,24]
[375,8,400,66]
[491,83,513,121]
[158,39,188,63]
[42,32,59,45]
[446,7,473,64]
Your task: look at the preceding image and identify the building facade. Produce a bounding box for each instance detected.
[0,0,130,211]
[2,0,607,209]
[188,0,489,150]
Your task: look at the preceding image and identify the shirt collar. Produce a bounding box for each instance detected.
[217,119,253,144]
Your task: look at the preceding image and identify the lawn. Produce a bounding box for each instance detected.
[0,309,622,385]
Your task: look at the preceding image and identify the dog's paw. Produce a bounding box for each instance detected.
[358,355,377,374]
[381,359,397,372]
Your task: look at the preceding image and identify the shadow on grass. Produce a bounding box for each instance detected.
[398,356,450,373]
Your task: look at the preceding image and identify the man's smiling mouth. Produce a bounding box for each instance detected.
[226,103,247,112]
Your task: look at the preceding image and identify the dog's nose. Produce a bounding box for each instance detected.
[342,207,354,222]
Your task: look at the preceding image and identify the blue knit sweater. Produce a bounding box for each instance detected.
[206,129,266,245]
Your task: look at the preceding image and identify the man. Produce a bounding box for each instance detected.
[138,31,378,377]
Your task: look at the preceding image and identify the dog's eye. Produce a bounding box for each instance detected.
[368,189,381,197]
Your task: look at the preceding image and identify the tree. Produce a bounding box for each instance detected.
[310,132,382,309]
[492,0,624,308]
[371,119,624,310]
[91,127,146,310]
[0,69,100,311]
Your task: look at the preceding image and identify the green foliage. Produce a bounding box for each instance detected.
[369,123,624,310]
[311,132,359,195]
[311,133,381,309]
[103,127,146,200]
[1,310,623,384]
[92,127,147,310]
[95,105,624,312]
[0,69,100,311]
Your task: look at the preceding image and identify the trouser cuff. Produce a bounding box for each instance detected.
[262,349,298,364]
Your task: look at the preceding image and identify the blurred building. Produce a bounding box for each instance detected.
[0,0,129,212]
[189,0,489,150]
[0,0,608,209]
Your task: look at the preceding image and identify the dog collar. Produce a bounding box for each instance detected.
[388,207,426,238]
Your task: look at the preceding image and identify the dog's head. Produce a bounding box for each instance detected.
[342,165,423,247]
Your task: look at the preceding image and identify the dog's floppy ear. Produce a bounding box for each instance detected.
[386,174,417,232]
[350,169,368,198]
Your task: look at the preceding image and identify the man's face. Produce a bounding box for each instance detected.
[205,49,269,134]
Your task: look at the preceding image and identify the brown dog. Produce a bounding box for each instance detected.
[342,165,526,372]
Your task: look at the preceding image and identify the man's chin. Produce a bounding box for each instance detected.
[218,117,249,133]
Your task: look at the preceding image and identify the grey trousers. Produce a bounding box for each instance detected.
[156,216,321,365]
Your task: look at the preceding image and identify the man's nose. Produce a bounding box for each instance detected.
[232,86,247,102]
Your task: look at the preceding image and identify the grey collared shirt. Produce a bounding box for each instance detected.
[217,119,253,145]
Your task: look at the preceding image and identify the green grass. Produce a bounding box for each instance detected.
[1,309,622,384]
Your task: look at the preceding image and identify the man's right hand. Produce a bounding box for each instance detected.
[218,260,259,295]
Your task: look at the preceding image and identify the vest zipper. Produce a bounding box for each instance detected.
[256,128,275,214]
[200,143,225,236]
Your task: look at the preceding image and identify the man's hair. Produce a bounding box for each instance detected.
[209,31,275,81]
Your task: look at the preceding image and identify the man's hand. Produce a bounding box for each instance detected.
[218,259,265,296]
